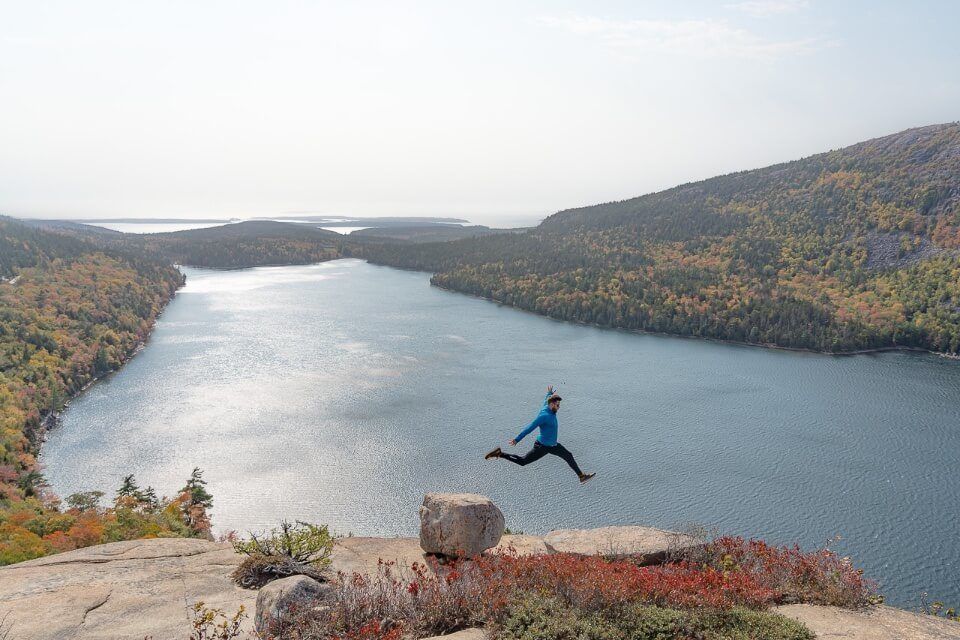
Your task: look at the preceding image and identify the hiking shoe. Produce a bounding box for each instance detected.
[484,447,502,460]
[579,472,596,484]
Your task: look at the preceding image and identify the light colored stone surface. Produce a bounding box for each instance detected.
[776,604,960,640]
[419,493,505,557]
[255,574,332,637]
[489,534,549,557]
[331,536,436,577]
[0,538,255,640]
[543,525,699,563]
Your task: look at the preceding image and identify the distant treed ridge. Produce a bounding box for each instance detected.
[354,123,960,354]
[128,221,344,268]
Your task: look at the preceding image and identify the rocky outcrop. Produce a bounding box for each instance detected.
[0,538,254,640]
[864,230,944,271]
[776,604,960,640]
[2,495,952,640]
[543,525,699,563]
[255,575,333,637]
[419,493,505,557]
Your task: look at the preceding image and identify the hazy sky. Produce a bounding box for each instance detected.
[2,1,958,224]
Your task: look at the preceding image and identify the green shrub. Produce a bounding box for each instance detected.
[496,595,621,640]
[231,521,335,588]
[232,520,334,566]
[496,595,814,640]
[188,601,246,640]
[613,604,688,640]
[685,608,814,640]
[919,596,959,622]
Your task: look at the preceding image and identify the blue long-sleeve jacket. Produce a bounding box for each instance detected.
[514,391,558,446]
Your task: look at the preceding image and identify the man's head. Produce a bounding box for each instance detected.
[547,394,562,413]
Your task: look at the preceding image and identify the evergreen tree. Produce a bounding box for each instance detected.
[116,474,141,500]
[180,467,213,509]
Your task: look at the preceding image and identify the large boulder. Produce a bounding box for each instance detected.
[419,493,505,557]
[255,574,333,637]
[543,525,699,563]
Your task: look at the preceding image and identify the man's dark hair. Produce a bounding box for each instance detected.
[548,394,562,403]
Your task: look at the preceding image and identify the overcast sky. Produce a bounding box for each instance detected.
[2,1,958,225]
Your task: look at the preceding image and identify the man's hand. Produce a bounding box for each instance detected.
[547,384,554,394]
[509,439,517,446]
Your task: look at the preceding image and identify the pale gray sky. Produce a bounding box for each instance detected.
[2,1,958,225]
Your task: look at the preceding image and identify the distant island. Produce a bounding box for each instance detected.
[72,217,235,224]
[256,215,471,226]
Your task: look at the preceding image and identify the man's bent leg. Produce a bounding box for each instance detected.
[500,442,549,466]
[548,443,584,476]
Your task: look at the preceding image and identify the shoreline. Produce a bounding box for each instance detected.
[36,281,182,448]
[354,257,960,360]
[36,256,341,446]
[173,255,342,272]
[424,281,960,361]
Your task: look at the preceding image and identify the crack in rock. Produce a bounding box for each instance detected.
[80,590,111,626]
[5,546,230,569]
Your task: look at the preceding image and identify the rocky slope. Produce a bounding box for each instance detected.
[2,531,958,639]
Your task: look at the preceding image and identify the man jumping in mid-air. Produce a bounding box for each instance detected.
[485,385,595,484]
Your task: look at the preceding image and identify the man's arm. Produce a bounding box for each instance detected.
[512,414,543,445]
[541,384,555,410]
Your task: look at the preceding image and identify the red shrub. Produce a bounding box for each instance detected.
[469,552,777,612]
[290,538,876,639]
[688,536,876,608]
[331,620,402,640]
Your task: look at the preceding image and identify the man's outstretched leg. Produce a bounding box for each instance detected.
[548,443,595,484]
[490,442,549,466]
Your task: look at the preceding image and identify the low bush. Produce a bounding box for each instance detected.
[231,553,327,589]
[231,521,334,588]
[498,595,813,640]
[683,536,877,608]
[919,595,959,622]
[282,535,875,640]
[188,601,246,640]
[233,521,334,565]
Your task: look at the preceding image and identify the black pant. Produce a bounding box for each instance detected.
[501,441,584,476]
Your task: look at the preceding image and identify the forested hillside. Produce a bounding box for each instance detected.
[133,221,343,268]
[356,123,960,354]
[0,217,210,564]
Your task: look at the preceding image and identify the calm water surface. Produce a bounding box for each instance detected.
[43,260,960,606]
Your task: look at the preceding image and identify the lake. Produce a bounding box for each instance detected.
[42,260,960,606]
